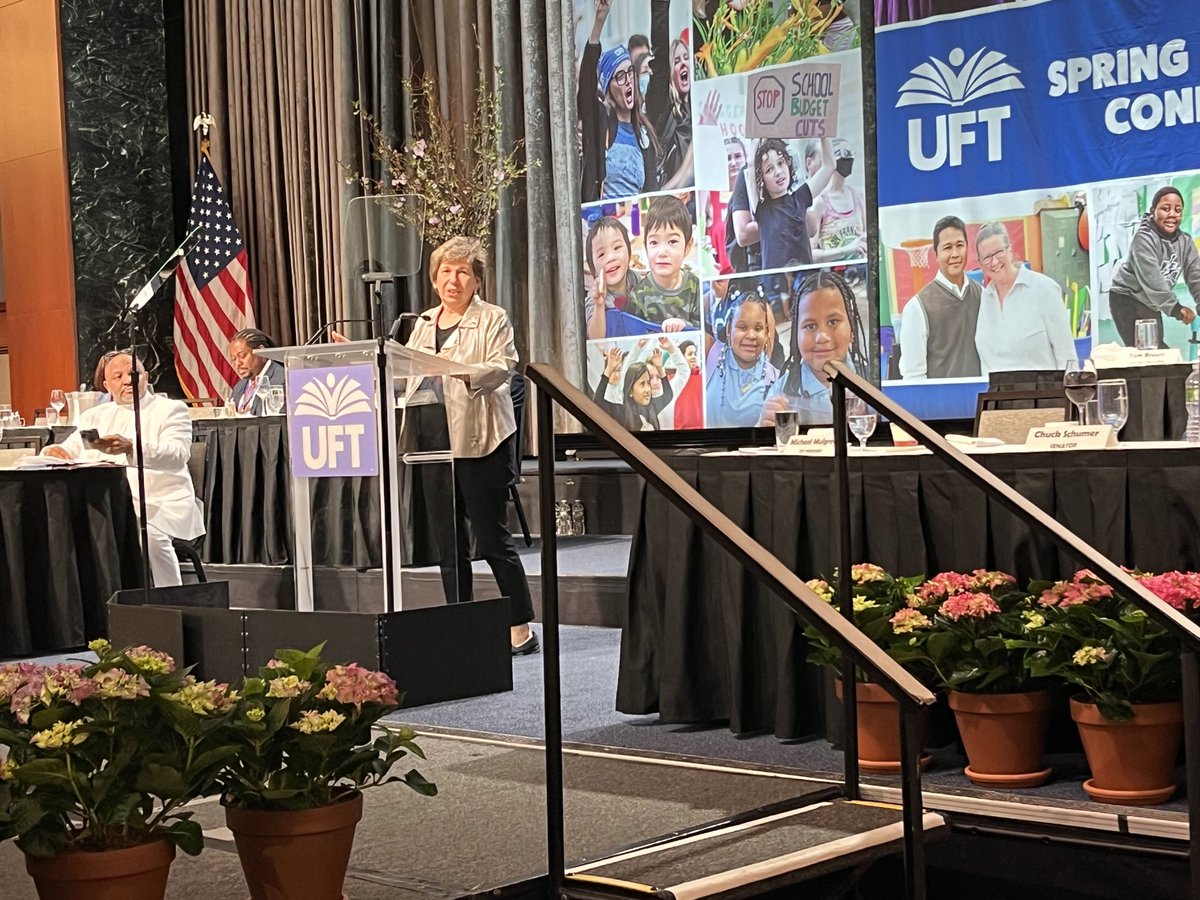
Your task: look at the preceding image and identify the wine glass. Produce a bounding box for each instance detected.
[50,390,66,420]
[1096,379,1129,436]
[265,386,286,416]
[846,394,877,450]
[1063,359,1098,424]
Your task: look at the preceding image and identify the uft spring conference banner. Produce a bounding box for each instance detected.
[878,0,1200,416]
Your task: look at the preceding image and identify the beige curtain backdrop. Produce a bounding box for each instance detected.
[184,0,357,346]
[183,0,583,421]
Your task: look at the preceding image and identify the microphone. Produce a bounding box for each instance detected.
[387,312,431,343]
[304,318,375,345]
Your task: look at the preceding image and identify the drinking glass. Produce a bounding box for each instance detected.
[1135,319,1159,350]
[1095,378,1129,435]
[1063,359,1098,423]
[265,386,286,416]
[774,410,800,451]
[846,394,877,450]
[50,390,66,418]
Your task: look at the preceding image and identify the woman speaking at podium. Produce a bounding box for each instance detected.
[403,236,538,656]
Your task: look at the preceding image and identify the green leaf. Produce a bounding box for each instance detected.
[166,818,205,856]
[10,758,71,786]
[401,769,437,796]
[136,764,188,799]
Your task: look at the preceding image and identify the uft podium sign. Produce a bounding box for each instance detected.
[286,364,379,477]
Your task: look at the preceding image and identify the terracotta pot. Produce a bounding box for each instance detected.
[948,689,1052,788]
[836,680,931,773]
[24,838,175,900]
[1070,697,1183,805]
[225,791,363,900]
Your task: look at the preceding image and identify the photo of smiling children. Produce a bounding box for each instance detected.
[761,265,871,426]
[587,333,702,430]
[581,192,703,341]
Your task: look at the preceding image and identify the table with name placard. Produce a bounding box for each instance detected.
[0,465,144,657]
[616,444,1200,739]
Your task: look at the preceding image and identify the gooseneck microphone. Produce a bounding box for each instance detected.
[303,318,375,345]
[387,312,432,343]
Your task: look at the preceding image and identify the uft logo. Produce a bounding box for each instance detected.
[294,372,372,469]
[897,47,1024,172]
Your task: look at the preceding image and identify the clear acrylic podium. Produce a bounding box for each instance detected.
[258,338,479,612]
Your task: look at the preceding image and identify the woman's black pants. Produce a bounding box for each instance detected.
[432,434,534,626]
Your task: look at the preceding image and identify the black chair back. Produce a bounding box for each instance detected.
[509,370,527,486]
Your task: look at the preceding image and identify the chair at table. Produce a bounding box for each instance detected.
[508,370,533,547]
[973,389,1071,437]
[173,441,210,582]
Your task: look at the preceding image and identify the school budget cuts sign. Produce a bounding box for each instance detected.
[286,364,379,477]
[876,0,1200,205]
[746,62,841,139]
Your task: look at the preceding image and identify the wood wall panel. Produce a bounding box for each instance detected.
[0,0,76,418]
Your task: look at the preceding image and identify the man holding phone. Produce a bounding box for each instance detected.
[44,351,204,586]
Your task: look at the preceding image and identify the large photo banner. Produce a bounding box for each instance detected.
[571,0,869,431]
[878,0,1200,417]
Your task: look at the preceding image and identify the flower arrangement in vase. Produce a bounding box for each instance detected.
[897,570,1054,787]
[1016,569,1185,804]
[802,564,931,772]
[0,640,238,899]
[219,643,435,900]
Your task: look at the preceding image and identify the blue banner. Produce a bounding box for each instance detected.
[877,0,1200,206]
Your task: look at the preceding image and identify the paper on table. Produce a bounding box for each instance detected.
[14,455,120,469]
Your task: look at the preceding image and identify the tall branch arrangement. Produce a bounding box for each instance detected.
[352,73,528,250]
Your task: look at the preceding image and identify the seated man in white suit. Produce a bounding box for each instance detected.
[44,351,204,586]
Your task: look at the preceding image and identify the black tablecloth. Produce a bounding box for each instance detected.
[0,467,144,657]
[193,419,435,568]
[617,448,1200,739]
[990,364,1189,441]
[194,418,293,565]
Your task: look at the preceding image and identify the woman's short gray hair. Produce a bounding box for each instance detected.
[429,236,487,288]
[974,221,1010,252]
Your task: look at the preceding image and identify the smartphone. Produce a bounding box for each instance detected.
[78,428,99,443]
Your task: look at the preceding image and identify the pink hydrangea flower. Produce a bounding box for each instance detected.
[850,563,888,584]
[1038,575,1113,607]
[939,592,1001,621]
[890,608,932,634]
[317,663,398,709]
[42,664,98,705]
[968,569,1016,591]
[916,572,973,603]
[1138,571,1200,612]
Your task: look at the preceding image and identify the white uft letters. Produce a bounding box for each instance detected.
[301,423,366,469]
[907,106,1011,171]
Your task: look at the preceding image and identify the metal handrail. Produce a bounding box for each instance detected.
[526,362,937,900]
[825,357,1200,900]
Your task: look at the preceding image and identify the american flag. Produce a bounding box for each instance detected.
[173,155,255,399]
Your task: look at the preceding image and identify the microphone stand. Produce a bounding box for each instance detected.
[122,227,202,602]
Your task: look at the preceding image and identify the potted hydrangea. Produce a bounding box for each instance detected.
[899,570,1054,788]
[0,640,239,900]
[1017,569,1185,804]
[802,563,930,772]
[219,644,436,900]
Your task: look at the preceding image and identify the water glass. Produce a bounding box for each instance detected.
[774,410,801,451]
[846,394,877,450]
[265,386,286,416]
[50,390,66,417]
[1095,378,1129,435]
[1135,319,1159,350]
[1063,359,1098,422]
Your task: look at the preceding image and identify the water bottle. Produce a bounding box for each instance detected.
[571,500,586,536]
[1186,361,1200,443]
[555,501,573,536]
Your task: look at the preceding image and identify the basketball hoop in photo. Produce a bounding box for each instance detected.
[900,240,935,293]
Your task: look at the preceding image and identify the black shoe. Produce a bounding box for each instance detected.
[512,633,539,656]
